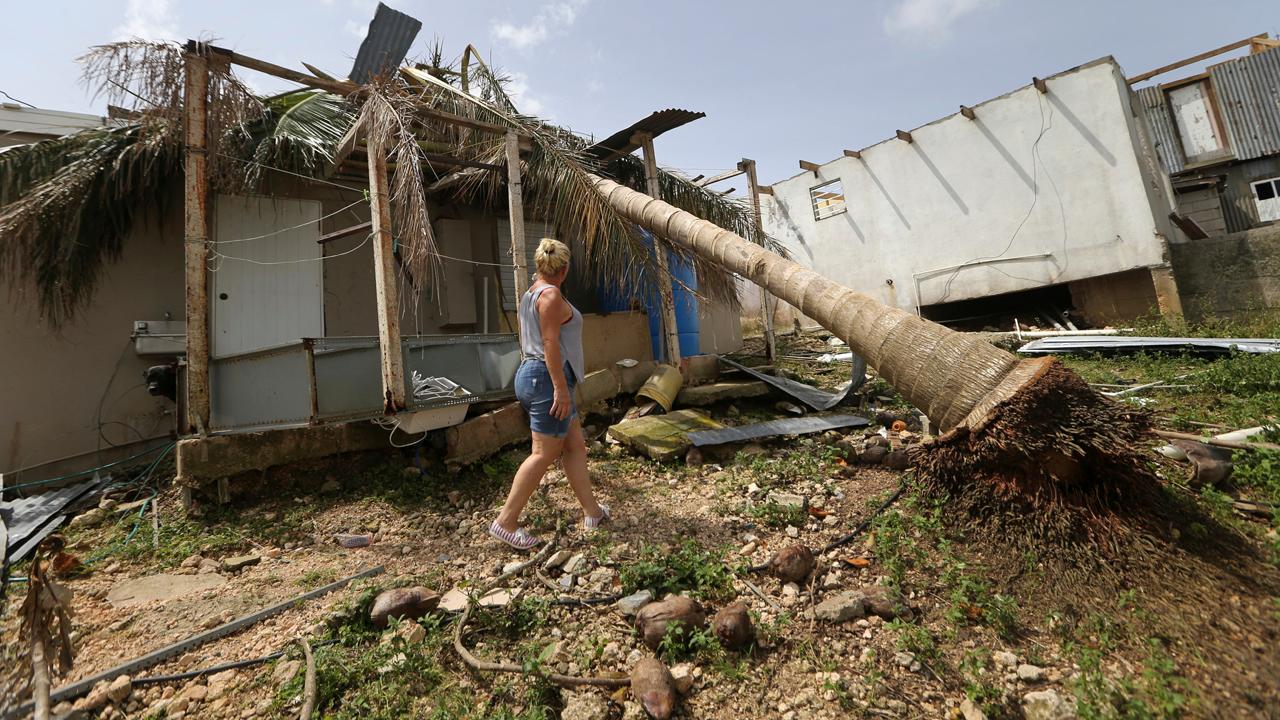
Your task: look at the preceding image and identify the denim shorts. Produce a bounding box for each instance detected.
[515,358,578,438]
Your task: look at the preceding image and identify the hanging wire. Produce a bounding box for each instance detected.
[200,199,367,246]
[207,232,372,269]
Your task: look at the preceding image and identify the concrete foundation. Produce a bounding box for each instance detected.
[175,422,390,488]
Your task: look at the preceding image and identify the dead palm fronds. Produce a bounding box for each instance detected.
[228,90,359,190]
[0,539,75,719]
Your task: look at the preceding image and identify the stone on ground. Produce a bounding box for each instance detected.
[106,675,132,703]
[438,588,468,613]
[106,573,227,608]
[1022,689,1077,720]
[617,590,653,616]
[560,690,610,720]
[862,585,913,620]
[1017,663,1046,682]
[220,554,261,572]
[960,698,988,720]
[815,591,867,623]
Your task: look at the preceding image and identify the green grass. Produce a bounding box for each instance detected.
[618,539,738,601]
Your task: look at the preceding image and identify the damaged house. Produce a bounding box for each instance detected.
[0,28,748,491]
[760,33,1280,329]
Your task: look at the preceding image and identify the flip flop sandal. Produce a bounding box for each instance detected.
[489,520,541,551]
[584,504,611,532]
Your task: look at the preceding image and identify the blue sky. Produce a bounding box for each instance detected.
[1,0,1276,186]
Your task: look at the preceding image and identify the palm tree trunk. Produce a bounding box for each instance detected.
[590,174,1039,432]
[591,175,1151,499]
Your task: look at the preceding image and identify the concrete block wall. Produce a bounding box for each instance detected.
[1169,225,1280,320]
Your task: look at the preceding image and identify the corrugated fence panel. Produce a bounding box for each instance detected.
[1136,85,1185,174]
[1211,48,1280,162]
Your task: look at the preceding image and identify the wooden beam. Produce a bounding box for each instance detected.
[739,158,777,362]
[367,131,407,412]
[1032,77,1048,94]
[758,185,774,196]
[301,62,337,80]
[505,130,530,305]
[896,130,913,143]
[690,174,705,183]
[1128,33,1269,84]
[1168,212,1209,240]
[842,149,861,159]
[959,105,976,120]
[636,131,683,366]
[718,187,736,196]
[328,115,365,176]
[183,49,211,435]
[1251,37,1280,53]
[421,153,502,172]
[697,168,745,187]
[318,221,373,245]
[798,160,821,173]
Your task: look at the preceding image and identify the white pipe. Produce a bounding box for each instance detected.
[482,276,489,334]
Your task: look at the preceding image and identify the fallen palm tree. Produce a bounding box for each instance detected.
[590,174,1160,544]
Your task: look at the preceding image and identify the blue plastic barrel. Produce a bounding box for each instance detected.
[596,229,700,360]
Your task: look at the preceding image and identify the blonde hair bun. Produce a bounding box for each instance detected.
[534,237,570,277]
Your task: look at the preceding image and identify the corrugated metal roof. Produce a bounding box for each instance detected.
[1136,85,1186,173]
[349,2,422,84]
[1210,47,1280,161]
[585,109,706,160]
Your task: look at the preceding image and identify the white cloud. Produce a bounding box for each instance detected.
[115,0,178,41]
[492,0,590,50]
[505,72,549,117]
[883,0,999,38]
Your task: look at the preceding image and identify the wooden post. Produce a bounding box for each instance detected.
[635,132,683,366]
[182,47,211,435]
[505,130,530,306]
[740,158,777,361]
[367,131,407,412]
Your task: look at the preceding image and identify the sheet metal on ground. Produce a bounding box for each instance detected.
[1018,336,1280,355]
[688,414,870,447]
[718,355,866,410]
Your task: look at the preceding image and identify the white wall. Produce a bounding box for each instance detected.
[762,58,1171,313]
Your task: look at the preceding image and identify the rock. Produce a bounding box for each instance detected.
[502,561,524,575]
[669,663,695,694]
[782,582,800,598]
[272,659,301,684]
[319,478,341,494]
[739,541,757,556]
[104,671,132,702]
[180,554,202,569]
[993,650,1019,668]
[79,681,112,711]
[622,701,647,720]
[1022,689,1076,720]
[558,574,576,590]
[685,447,704,466]
[70,508,107,528]
[635,596,707,650]
[561,691,610,720]
[711,602,755,650]
[385,621,426,644]
[1017,664,1045,682]
[894,651,915,668]
[220,554,261,572]
[371,586,441,627]
[617,590,654,617]
[859,445,888,464]
[562,553,588,575]
[767,492,806,508]
[179,684,208,702]
[785,525,800,538]
[862,585,913,620]
[631,657,677,719]
[767,545,815,584]
[960,698,988,720]
[479,588,520,607]
[814,591,867,623]
[543,549,573,570]
[107,573,226,608]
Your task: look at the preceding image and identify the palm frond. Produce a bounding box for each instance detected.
[228,90,358,187]
[0,124,180,326]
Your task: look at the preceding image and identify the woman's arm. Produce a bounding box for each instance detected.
[536,287,573,420]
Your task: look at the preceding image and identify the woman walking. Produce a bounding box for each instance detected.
[489,238,609,550]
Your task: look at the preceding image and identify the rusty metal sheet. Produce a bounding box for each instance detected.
[350,2,422,84]
[1211,48,1280,161]
[718,355,866,411]
[688,414,869,447]
[1136,85,1186,174]
[585,109,706,160]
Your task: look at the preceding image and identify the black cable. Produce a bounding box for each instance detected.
[130,639,340,686]
[821,482,907,554]
[0,90,36,108]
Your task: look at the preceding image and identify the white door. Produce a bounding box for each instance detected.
[436,219,477,325]
[211,195,325,357]
[1253,178,1280,223]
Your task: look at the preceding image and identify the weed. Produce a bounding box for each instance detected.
[657,623,723,663]
[886,618,938,661]
[744,501,806,529]
[618,540,737,601]
[942,562,1020,640]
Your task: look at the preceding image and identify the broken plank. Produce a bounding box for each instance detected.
[318,221,373,245]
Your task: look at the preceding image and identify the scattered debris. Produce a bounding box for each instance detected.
[674,381,769,407]
[815,591,868,623]
[1,475,107,573]
[334,533,374,548]
[438,588,468,613]
[1168,440,1234,486]
[635,365,684,413]
[687,414,869,447]
[718,356,863,411]
[607,410,725,462]
[616,590,653,617]
[1019,335,1280,356]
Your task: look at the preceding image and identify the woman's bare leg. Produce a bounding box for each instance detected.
[561,420,603,520]
[496,432,563,532]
